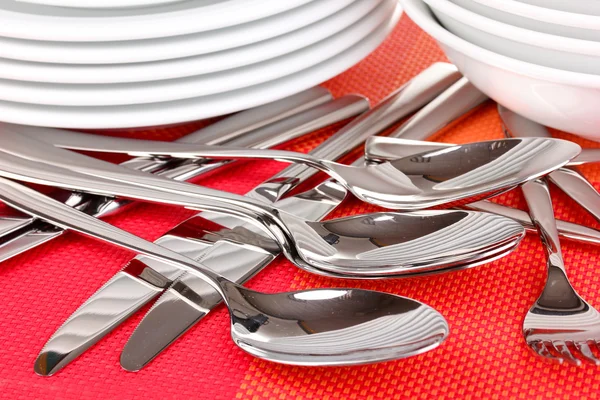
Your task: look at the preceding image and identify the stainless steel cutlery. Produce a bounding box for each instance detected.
[22,63,468,375]
[521,178,600,366]
[0,91,367,263]
[31,65,509,375]
[5,127,581,212]
[366,137,600,244]
[0,62,462,264]
[0,61,595,377]
[0,177,451,369]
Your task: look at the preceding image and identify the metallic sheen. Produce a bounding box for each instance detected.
[364,136,580,209]
[0,178,450,369]
[521,179,600,366]
[3,125,581,212]
[31,62,465,375]
[365,137,600,245]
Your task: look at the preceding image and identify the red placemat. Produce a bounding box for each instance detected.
[1,14,600,400]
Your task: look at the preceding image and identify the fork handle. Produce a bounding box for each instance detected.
[521,178,567,273]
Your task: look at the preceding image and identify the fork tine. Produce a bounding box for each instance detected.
[552,341,581,366]
[531,341,563,363]
[574,342,600,366]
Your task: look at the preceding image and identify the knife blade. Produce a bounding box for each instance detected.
[120,65,475,371]
[32,62,463,376]
[0,93,367,263]
[498,104,600,224]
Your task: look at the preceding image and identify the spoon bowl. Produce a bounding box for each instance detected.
[362,136,581,209]
[226,284,449,365]
[292,209,525,276]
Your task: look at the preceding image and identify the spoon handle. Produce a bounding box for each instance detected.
[0,176,228,300]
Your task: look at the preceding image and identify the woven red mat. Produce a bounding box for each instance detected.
[1,14,600,400]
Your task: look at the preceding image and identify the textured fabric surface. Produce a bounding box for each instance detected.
[1,15,600,400]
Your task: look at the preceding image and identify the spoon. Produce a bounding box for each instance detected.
[1,126,580,210]
[0,176,449,367]
[0,125,420,210]
[365,136,594,168]
[0,148,526,276]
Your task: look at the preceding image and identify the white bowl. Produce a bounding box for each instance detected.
[16,0,188,9]
[448,0,600,42]
[516,0,600,16]
[425,0,600,75]
[400,0,600,140]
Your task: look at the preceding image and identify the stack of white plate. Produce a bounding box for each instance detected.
[0,0,401,129]
[401,0,600,140]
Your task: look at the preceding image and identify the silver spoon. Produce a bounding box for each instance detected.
[0,148,526,276]
[0,176,450,367]
[365,136,593,168]
[0,125,421,210]
[2,126,580,210]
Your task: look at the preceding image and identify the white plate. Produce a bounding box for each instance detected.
[516,0,600,15]
[450,0,600,41]
[17,0,188,9]
[0,0,312,42]
[0,4,401,129]
[0,0,395,106]
[0,0,352,64]
[0,0,377,83]
[401,0,600,140]
[427,0,600,75]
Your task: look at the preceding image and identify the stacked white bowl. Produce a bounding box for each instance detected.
[400,0,600,140]
[0,0,401,129]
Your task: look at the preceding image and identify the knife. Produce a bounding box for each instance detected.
[120,67,483,371]
[32,62,463,376]
[498,105,600,224]
[0,92,368,263]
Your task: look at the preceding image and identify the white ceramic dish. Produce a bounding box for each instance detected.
[0,0,377,84]
[401,0,600,140]
[516,0,600,16]
[0,0,394,106]
[426,0,600,75]
[0,4,401,129]
[0,0,311,42]
[17,0,188,9]
[448,0,600,41]
[0,0,352,64]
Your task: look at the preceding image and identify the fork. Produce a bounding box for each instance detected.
[522,178,600,366]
